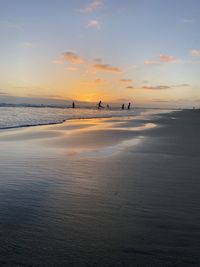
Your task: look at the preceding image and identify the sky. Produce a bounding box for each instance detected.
[0,0,200,107]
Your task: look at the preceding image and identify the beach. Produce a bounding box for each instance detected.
[0,109,200,266]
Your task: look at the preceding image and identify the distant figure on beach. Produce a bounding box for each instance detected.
[106,104,110,109]
[128,102,131,110]
[122,104,125,110]
[72,102,75,108]
[98,101,104,109]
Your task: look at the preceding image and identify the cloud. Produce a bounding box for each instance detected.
[142,84,190,90]
[126,86,134,89]
[0,92,9,95]
[55,51,122,76]
[152,98,169,103]
[159,54,177,63]
[145,54,177,65]
[92,63,121,73]
[82,0,103,12]
[144,60,160,65]
[120,79,132,84]
[54,51,83,65]
[143,85,171,90]
[40,94,63,99]
[62,51,83,64]
[191,50,200,57]
[88,20,101,29]
[173,84,190,88]
[93,58,102,63]
[14,86,45,91]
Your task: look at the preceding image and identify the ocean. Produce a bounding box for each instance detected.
[0,106,159,129]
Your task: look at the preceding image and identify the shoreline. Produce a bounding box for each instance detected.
[0,109,172,157]
[0,108,176,131]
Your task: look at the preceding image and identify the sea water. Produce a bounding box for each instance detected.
[0,106,158,129]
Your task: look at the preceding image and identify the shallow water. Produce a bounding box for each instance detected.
[0,106,171,129]
[0,107,140,129]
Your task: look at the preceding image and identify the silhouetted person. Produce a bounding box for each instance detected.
[122,104,125,110]
[98,101,104,109]
[72,102,75,108]
[107,104,110,109]
[128,102,131,110]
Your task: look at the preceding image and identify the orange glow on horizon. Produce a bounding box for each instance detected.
[64,79,114,103]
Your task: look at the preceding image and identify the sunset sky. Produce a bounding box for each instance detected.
[0,0,200,107]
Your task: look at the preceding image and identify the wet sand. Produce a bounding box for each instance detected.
[0,110,200,266]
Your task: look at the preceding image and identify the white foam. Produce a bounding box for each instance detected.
[0,107,142,129]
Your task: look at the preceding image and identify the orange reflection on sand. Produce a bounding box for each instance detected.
[47,118,156,157]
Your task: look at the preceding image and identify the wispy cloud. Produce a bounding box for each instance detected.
[88,20,101,29]
[92,63,121,73]
[62,51,83,64]
[152,98,170,103]
[15,86,45,91]
[0,92,9,95]
[191,50,200,57]
[40,94,63,99]
[145,54,177,65]
[120,79,133,84]
[159,54,177,63]
[126,86,134,89]
[142,84,190,90]
[81,0,104,13]
[143,85,171,90]
[93,58,102,63]
[54,51,83,65]
[173,84,190,88]
[144,60,160,65]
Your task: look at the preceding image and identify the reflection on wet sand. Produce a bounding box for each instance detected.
[0,116,157,158]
